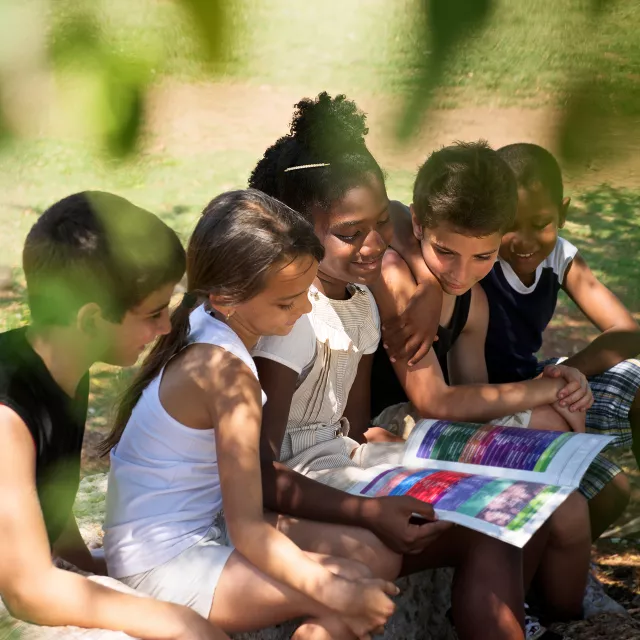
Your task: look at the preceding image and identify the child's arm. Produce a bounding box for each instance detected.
[207,350,396,633]
[374,251,591,421]
[0,406,227,640]
[52,513,104,575]
[372,200,442,366]
[448,288,588,431]
[255,356,447,555]
[561,253,640,376]
[446,285,491,386]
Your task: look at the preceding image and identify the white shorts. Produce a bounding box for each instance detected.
[120,518,234,618]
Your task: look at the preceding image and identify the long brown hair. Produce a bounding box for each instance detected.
[100,189,324,454]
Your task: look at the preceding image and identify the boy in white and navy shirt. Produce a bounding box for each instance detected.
[482,143,640,467]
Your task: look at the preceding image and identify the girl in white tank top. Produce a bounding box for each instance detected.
[101,189,397,640]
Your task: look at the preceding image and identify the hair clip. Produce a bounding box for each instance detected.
[284,163,330,173]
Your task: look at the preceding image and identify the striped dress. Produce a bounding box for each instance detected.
[252,283,403,486]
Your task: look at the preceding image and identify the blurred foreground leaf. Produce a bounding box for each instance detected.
[397,0,493,140]
[177,0,227,63]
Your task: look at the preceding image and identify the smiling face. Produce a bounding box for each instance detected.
[412,212,501,296]
[219,254,318,339]
[311,176,392,295]
[97,281,177,366]
[499,184,570,284]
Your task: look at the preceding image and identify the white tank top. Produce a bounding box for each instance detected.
[103,305,266,578]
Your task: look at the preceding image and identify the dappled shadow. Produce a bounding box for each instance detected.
[569,184,640,309]
[540,183,640,359]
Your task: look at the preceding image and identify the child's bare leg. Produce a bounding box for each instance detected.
[292,617,356,640]
[529,404,572,431]
[210,550,373,636]
[588,472,630,540]
[401,528,525,640]
[270,512,402,581]
[531,492,591,620]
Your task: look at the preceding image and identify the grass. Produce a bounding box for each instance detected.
[44,0,640,107]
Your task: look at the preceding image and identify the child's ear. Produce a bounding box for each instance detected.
[409,204,423,240]
[208,294,235,321]
[558,197,570,229]
[76,302,103,336]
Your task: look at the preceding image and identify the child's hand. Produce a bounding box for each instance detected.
[364,426,405,444]
[381,281,440,366]
[551,400,587,433]
[363,496,453,554]
[336,577,398,639]
[542,364,593,412]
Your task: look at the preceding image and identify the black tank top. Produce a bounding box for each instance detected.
[370,290,472,418]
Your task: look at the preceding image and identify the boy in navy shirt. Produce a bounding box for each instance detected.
[482,143,640,468]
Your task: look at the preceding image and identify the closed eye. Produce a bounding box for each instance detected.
[335,231,361,242]
[278,302,294,311]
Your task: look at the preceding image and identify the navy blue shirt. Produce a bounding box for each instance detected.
[481,237,577,383]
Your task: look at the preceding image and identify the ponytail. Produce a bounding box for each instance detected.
[99,296,195,455]
[99,188,324,455]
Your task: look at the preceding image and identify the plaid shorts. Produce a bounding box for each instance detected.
[536,357,640,499]
[537,357,640,448]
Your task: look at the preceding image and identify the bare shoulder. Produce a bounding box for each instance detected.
[380,248,416,290]
[464,284,489,333]
[165,343,259,396]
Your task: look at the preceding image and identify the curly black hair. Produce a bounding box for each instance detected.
[249,92,385,218]
[412,140,517,236]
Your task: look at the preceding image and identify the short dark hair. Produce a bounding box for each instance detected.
[412,140,518,236]
[23,191,186,326]
[498,143,564,205]
[249,92,385,218]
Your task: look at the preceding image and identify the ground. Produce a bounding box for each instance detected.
[1,0,640,636]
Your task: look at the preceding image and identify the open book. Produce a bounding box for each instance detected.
[347,420,614,547]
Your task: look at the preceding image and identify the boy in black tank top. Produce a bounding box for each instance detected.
[369,142,627,531]
[370,142,593,436]
[0,193,227,639]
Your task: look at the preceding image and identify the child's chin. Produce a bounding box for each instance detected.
[274,324,296,337]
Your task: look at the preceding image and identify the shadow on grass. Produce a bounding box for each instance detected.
[541,183,640,359]
[570,184,640,309]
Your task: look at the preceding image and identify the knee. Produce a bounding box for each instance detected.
[323,556,373,581]
[459,529,522,571]
[530,404,572,432]
[604,472,631,515]
[351,529,402,581]
[548,492,591,548]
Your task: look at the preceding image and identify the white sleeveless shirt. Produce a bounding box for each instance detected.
[104,305,266,578]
